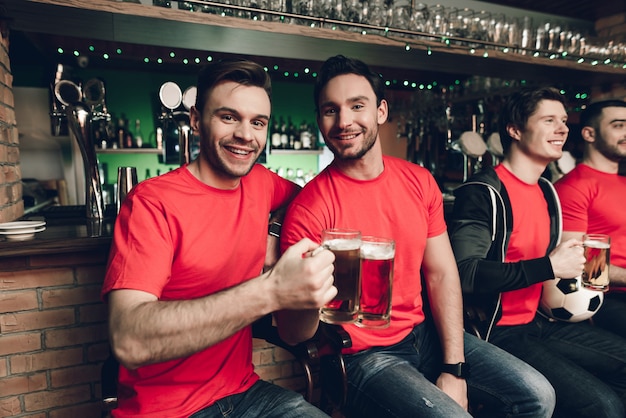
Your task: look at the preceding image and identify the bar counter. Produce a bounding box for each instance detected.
[0,217,115,258]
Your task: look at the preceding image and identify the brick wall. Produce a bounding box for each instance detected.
[0,248,307,417]
[0,17,23,223]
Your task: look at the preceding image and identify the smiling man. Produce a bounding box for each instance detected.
[101,59,336,418]
[278,56,557,418]
[555,99,626,339]
[449,88,626,418]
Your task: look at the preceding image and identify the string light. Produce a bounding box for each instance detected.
[50,41,600,99]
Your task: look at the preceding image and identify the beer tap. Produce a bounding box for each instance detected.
[66,102,105,220]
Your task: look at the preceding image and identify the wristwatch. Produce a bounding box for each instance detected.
[441,362,470,379]
[268,221,282,238]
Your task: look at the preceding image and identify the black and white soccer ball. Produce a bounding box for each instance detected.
[539,277,604,322]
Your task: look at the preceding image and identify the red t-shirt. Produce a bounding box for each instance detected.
[102,165,298,417]
[495,165,550,326]
[281,155,447,354]
[556,164,626,292]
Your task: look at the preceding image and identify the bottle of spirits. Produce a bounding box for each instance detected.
[299,120,311,150]
[133,119,145,148]
[271,117,282,149]
[116,117,127,149]
[279,117,289,149]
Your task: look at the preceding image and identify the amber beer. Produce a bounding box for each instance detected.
[582,233,611,291]
[321,229,362,324]
[358,237,395,329]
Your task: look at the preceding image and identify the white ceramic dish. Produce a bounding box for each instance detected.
[0,220,46,230]
[0,226,46,241]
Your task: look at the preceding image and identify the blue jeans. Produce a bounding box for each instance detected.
[490,314,626,418]
[592,293,626,339]
[333,320,555,418]
[189,380,329,418]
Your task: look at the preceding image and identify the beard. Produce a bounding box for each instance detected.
[595,130,626,162]
[324,126,378,161]
[199,125,259,179]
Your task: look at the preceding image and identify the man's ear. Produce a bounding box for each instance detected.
[189,106,200,132]
[507,124,522,142]
[581,126,595,143]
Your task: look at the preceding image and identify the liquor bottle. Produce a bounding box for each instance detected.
[271,117,282,149]
[133,119,145,148]
[279,116,289,149]
[116,117,126,149]
[156,127,163,150]
[299,120,311,150]
[287,117,297,149]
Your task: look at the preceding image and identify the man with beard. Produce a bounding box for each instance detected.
[277,55,556,418]
[449,90,626,417]
[555,99,626,338]
[101,59,336,418]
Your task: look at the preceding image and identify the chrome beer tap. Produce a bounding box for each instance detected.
[66,102,105,220]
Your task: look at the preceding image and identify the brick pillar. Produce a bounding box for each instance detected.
[0,17,23,222]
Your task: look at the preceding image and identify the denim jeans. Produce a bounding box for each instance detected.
[490,314,626,418]
[189,380,329,418]
[333,320,555,418]
[591,292,626,339]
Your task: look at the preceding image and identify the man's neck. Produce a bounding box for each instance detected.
[334,141,385,180]
[187,159,241,190]
[501,154,547,184]
[583,149,620,174]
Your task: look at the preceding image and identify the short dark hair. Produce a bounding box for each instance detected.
[498,87,566,155]
[580,99,626,130]
[314,55,385,114]
[195,58,272,113]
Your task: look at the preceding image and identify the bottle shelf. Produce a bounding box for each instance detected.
[270,149,323,155]
[97,148,162,154]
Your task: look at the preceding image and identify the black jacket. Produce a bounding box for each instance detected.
[448,166,561,341]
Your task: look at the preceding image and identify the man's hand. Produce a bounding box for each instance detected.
[436,373,469,411]
[549,238,585,279]
[268,238,337,311]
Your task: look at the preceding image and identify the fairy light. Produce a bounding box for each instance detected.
[50,33,625,97]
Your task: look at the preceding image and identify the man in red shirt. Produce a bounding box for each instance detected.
[278,55,556,418]
[555,99,626,338]
[450,88,626,417]
[101,59,336,417]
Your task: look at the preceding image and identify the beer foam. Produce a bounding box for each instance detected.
[324,238,361,251]
[361,243,395,260]
[584,240,610,249]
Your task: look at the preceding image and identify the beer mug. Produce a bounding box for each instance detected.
[320,228,362,324]
[357,236,395,329]
[581,233,610,291]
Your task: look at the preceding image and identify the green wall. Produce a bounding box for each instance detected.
[13,49,321,185]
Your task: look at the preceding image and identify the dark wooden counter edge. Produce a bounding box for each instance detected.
[0,235,113,258]
[0,218,115,258]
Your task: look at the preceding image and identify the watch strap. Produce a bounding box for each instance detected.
[268,221,282,238]
[441,362,470,378]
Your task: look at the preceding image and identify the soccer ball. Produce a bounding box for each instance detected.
[539,277,604,322]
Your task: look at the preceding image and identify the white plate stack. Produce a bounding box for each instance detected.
[0,220,47,241]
